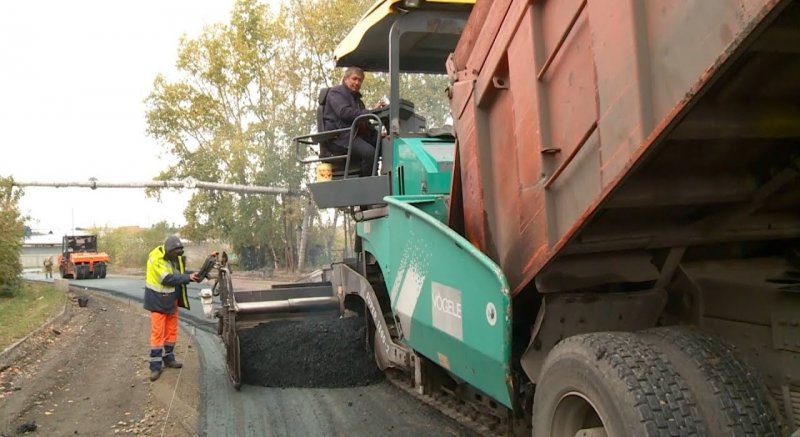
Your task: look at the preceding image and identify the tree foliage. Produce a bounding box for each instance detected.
[145,0,370,270]
[95,222,178,270]
[0,176,26,296]
[365,73,452,129]
[145,0,449,270]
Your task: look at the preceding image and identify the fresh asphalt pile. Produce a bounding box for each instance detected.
[239,316,385,388]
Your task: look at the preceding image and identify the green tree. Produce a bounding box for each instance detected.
[0,177,26,296]
[145,0,370,270]
[95,222,180,270]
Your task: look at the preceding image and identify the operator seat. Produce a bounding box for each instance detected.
[316,88,333,158]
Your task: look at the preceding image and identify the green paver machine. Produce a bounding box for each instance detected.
[291,0,514,409]
[215,0,482,393]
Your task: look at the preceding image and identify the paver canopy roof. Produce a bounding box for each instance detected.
[334,0,474,74]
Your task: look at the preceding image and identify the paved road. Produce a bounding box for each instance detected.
[22,271,474,437]
[24,271,218,331]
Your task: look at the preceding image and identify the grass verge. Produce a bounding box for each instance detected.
[0,281,66,351]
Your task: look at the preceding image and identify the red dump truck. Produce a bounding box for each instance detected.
[445,0,799,434]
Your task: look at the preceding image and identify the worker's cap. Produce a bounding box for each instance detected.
[164,235,183,252]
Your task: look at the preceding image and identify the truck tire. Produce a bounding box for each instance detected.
[77,265,88,280]
[640,326,783,436]
[96,263,107,279]
[532,331,703,436]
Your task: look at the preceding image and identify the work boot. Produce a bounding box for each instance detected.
[149,369,162,381]
[163,360,183,369]
[163,344,181,368]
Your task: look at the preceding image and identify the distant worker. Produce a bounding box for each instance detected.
[43,256,53,279]
[323,66,382,177]
[143,236,200,382]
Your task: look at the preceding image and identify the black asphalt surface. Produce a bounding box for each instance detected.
[240,317,385,388]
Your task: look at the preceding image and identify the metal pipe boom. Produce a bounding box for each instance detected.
[11,178,298,196]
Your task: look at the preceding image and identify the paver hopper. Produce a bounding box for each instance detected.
[212,262,343,389]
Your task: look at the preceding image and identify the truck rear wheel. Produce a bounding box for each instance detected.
[640,326,783,435]
[532,332,703,436]
[96,263,107,278]
[77,264,89,280]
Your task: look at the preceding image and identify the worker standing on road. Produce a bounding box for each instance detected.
[143,236,200,382]
[43,256,53,279]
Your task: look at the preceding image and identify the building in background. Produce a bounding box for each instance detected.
[21,231,64,270]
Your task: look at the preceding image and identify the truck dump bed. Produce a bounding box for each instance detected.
[448,0,800,295]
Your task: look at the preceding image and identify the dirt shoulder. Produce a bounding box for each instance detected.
[0,289,199,437]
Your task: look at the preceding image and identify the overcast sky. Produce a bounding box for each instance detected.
[0,1,282,235]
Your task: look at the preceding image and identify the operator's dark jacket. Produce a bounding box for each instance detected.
[322,84,377,153]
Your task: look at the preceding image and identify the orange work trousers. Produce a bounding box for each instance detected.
[149,305,179,348]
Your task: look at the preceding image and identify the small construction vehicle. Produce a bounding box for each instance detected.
[57,234,109,280]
